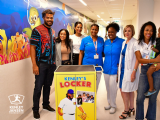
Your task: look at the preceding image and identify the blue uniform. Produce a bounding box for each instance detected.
[80,36,104,70]
[119,44,127,88]
[103,37,124,74]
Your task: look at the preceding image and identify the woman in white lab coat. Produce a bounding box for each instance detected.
[118,25,140,119]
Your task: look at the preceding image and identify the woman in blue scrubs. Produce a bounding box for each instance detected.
[78,24,104,92]
[103,22,124,114]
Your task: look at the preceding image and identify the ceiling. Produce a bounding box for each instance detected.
[59,0,137,26]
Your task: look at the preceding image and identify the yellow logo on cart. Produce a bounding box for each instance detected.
[60,76,91,88]
[64,77,86,81]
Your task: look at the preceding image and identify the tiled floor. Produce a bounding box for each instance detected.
[23,73,160,120]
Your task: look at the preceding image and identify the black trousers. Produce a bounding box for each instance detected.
[72,53,79,65]
[32,63,56,111]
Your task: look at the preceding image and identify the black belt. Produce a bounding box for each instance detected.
[64,113,75,115]
[69,114,75,115]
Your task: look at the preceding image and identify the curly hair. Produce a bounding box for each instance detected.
[138,21,157,44]
[106,22,120,32]
[56,29,71,50]
[42,9,55,18]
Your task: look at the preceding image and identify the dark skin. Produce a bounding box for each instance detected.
[30,13,54,75]
[107,27,118,81]
[135,25,160,91]
[108,27,117,43]
[58,93,85,116]
[145,26,160,91]
[79,26,104,65]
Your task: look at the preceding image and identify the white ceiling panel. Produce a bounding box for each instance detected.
[59,0,137,26]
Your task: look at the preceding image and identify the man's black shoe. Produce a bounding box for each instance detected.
[33,111,40,119]
[43,105,55,112]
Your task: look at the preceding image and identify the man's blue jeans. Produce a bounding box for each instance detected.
[136,65,160,120]
[32,63,56,111]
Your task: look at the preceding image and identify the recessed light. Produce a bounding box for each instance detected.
[97,15,100,18]
[79,0,87,6]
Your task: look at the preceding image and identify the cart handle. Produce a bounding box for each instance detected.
[94,66,104,72]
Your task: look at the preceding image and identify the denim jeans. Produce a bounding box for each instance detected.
[32,63,56,111]
[136,65,160,120]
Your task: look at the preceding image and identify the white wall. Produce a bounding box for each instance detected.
[132,15,138,39]
[0,58,55,120]
[137,0,154,32]
[153,0,160,31]
[98,24,106,40]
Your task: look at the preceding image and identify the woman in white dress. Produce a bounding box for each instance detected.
[70,22,86,65]
[118,25,140,119]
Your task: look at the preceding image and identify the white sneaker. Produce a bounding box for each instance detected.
[104,105,111,110]
[110,107,116,114]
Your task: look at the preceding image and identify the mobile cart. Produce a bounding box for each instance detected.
[54,65,103,120]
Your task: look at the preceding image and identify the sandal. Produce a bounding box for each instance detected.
[119,111,131,119]
[129,108,135,116]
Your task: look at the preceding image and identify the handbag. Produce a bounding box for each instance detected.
[63,60,71,65]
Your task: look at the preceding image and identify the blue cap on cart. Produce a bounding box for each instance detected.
[67,89,74,94]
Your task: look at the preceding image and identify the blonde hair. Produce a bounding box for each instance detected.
[123,25,135,37]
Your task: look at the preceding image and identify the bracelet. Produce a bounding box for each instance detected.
[133,69,137,72]
[151,46,154,50]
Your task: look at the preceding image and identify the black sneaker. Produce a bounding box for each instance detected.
[43,105,55,112]
[33,111,40,119]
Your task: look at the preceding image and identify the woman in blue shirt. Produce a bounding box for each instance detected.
[103,22,124,114]
[79,24,104,92]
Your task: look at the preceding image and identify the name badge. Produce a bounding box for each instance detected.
[143,50,149,54]
[94,55,99,59]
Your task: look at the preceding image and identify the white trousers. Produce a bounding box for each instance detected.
[96,72,102,92]
[63,114,75,120]
[104,74,118,108]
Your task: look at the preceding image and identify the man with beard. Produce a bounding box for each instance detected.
[58,89,86,120]
[30,9,56,119]
[85,93,91,102]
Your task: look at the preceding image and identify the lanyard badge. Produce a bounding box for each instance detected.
[93,41,99,59]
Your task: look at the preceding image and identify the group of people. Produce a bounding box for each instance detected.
[78,93,94,103]
[30,9,160,120]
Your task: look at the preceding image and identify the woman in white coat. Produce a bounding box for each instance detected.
[118,25,140,119]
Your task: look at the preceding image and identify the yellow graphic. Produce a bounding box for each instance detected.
[0,29,7,55]
[78,113,87,120]
[29,7,41,30]
[0,29,30,65]
[54,68,96,120]
[62,3,65,11]
[67,23,74,35]
[23,7,41,39]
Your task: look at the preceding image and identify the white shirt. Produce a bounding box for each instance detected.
[58,98,80,114]
[134,40,156,60]
[70,34,86,53]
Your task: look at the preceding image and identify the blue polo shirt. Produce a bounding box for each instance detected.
[103,37,124,74]
[80,36,104,70]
